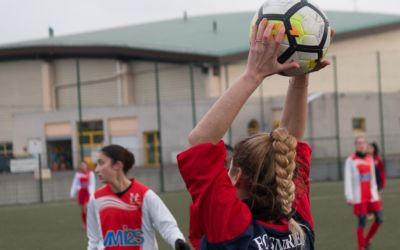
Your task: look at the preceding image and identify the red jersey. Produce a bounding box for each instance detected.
[86,179,184,250]
[178,140,314,250]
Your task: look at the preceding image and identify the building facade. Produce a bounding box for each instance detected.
[1,11,400,171]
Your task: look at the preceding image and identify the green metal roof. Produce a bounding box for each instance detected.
[1,11,400,61]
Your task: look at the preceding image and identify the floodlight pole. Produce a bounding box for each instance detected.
[376,51,386,165]
[154,62,165,193]
[189,64,197,127]
[224,65,232,145]
[76,59,84,161]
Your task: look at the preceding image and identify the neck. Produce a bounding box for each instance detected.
[355,151,367,158]
[109,175,131,193]
[236,187,249,200]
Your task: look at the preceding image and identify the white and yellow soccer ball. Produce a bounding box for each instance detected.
[251,0,331,76]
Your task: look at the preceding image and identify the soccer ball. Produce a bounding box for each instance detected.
[251,0,331,76]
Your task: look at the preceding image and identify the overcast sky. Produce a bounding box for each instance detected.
[1,0,400,45]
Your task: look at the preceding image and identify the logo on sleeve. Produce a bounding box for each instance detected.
[104,225,144,247]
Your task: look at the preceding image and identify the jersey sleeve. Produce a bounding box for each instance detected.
[178,141,252,243]
[142,189,185,248]
[344,157,355,203]
[377,156,386,189]
[86,196,103,250]
[70,173,79,198]
[189,203,202,250]
[292,142,314,229]
[88,171,96,195]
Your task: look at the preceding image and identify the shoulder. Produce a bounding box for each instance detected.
[296,141,312,154]
[132,179,150,194]
[178,140,225,163]
[94,184,112,199]
[295,142,312,170]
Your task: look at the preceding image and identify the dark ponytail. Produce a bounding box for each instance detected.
[101,145,135,173]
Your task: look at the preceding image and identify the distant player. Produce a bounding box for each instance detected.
[70,161,96,229]
[368,142,386,191]
[344,135,384,250]
[178,18,331,249]
[86,144,190,250]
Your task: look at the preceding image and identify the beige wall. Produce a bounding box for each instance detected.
[0,60,43,142]
[54,59,119,109]
[132,62,207,104]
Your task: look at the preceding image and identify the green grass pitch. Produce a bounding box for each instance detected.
[0,179,398,249]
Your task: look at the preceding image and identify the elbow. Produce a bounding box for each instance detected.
[188,130,201,146]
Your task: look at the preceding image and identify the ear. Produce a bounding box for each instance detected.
[112,160,124,171]
[230,167,243,187]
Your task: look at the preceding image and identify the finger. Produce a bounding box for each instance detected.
[263,22,275,42]
[250,24,257,46]
[311,59,331,72]
[279,62,300,73]
[275,26,286,43]
[330,29,335,38]
[320,59,331,66]
[256,18,268,42]
[273,26,286,56]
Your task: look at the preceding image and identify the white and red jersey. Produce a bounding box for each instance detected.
[70,171,96,198]
[344,153,380,204]
[86,179,184,250]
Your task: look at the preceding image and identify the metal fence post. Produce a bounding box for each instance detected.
[333,56,343,180]
[38,153,44,203]
[154,62,164,192]
[376,51,387,165]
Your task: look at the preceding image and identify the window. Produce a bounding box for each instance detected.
[352,117,366,132]
[212,65,220,77]
[77,121,104,169]
[247,119,260,135]
[272,107,282,130]
[143,131,160,167]
[0,142,13,156]
[77,121,104,147]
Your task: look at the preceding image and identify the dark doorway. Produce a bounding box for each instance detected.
[47,139,72,171]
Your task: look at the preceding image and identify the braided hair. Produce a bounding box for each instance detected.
[231,127,304,243]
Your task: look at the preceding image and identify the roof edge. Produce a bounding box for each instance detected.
[333,22,400,41]
[0,46,221,64]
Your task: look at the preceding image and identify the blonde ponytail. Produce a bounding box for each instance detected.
[271,128,305,245]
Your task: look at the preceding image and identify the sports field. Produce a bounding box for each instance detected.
[0,179,398,250]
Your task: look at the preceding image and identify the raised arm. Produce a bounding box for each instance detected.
[280,31,333,141]
[280,75,310,141]
[189,19,299,146]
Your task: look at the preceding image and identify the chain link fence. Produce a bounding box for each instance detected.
[0,49,400,205]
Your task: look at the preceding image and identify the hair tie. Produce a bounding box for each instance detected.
[286,209,296,221]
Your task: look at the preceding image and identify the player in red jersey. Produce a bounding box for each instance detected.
[70,161,96,229]
[178,18,331,250]
[86,144,190,250]
[368,142,386,191]
[345,135,384,250]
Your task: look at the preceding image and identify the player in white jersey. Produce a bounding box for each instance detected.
[344,135,383,250]
[70,161,96,229]
[86,144,190,250]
